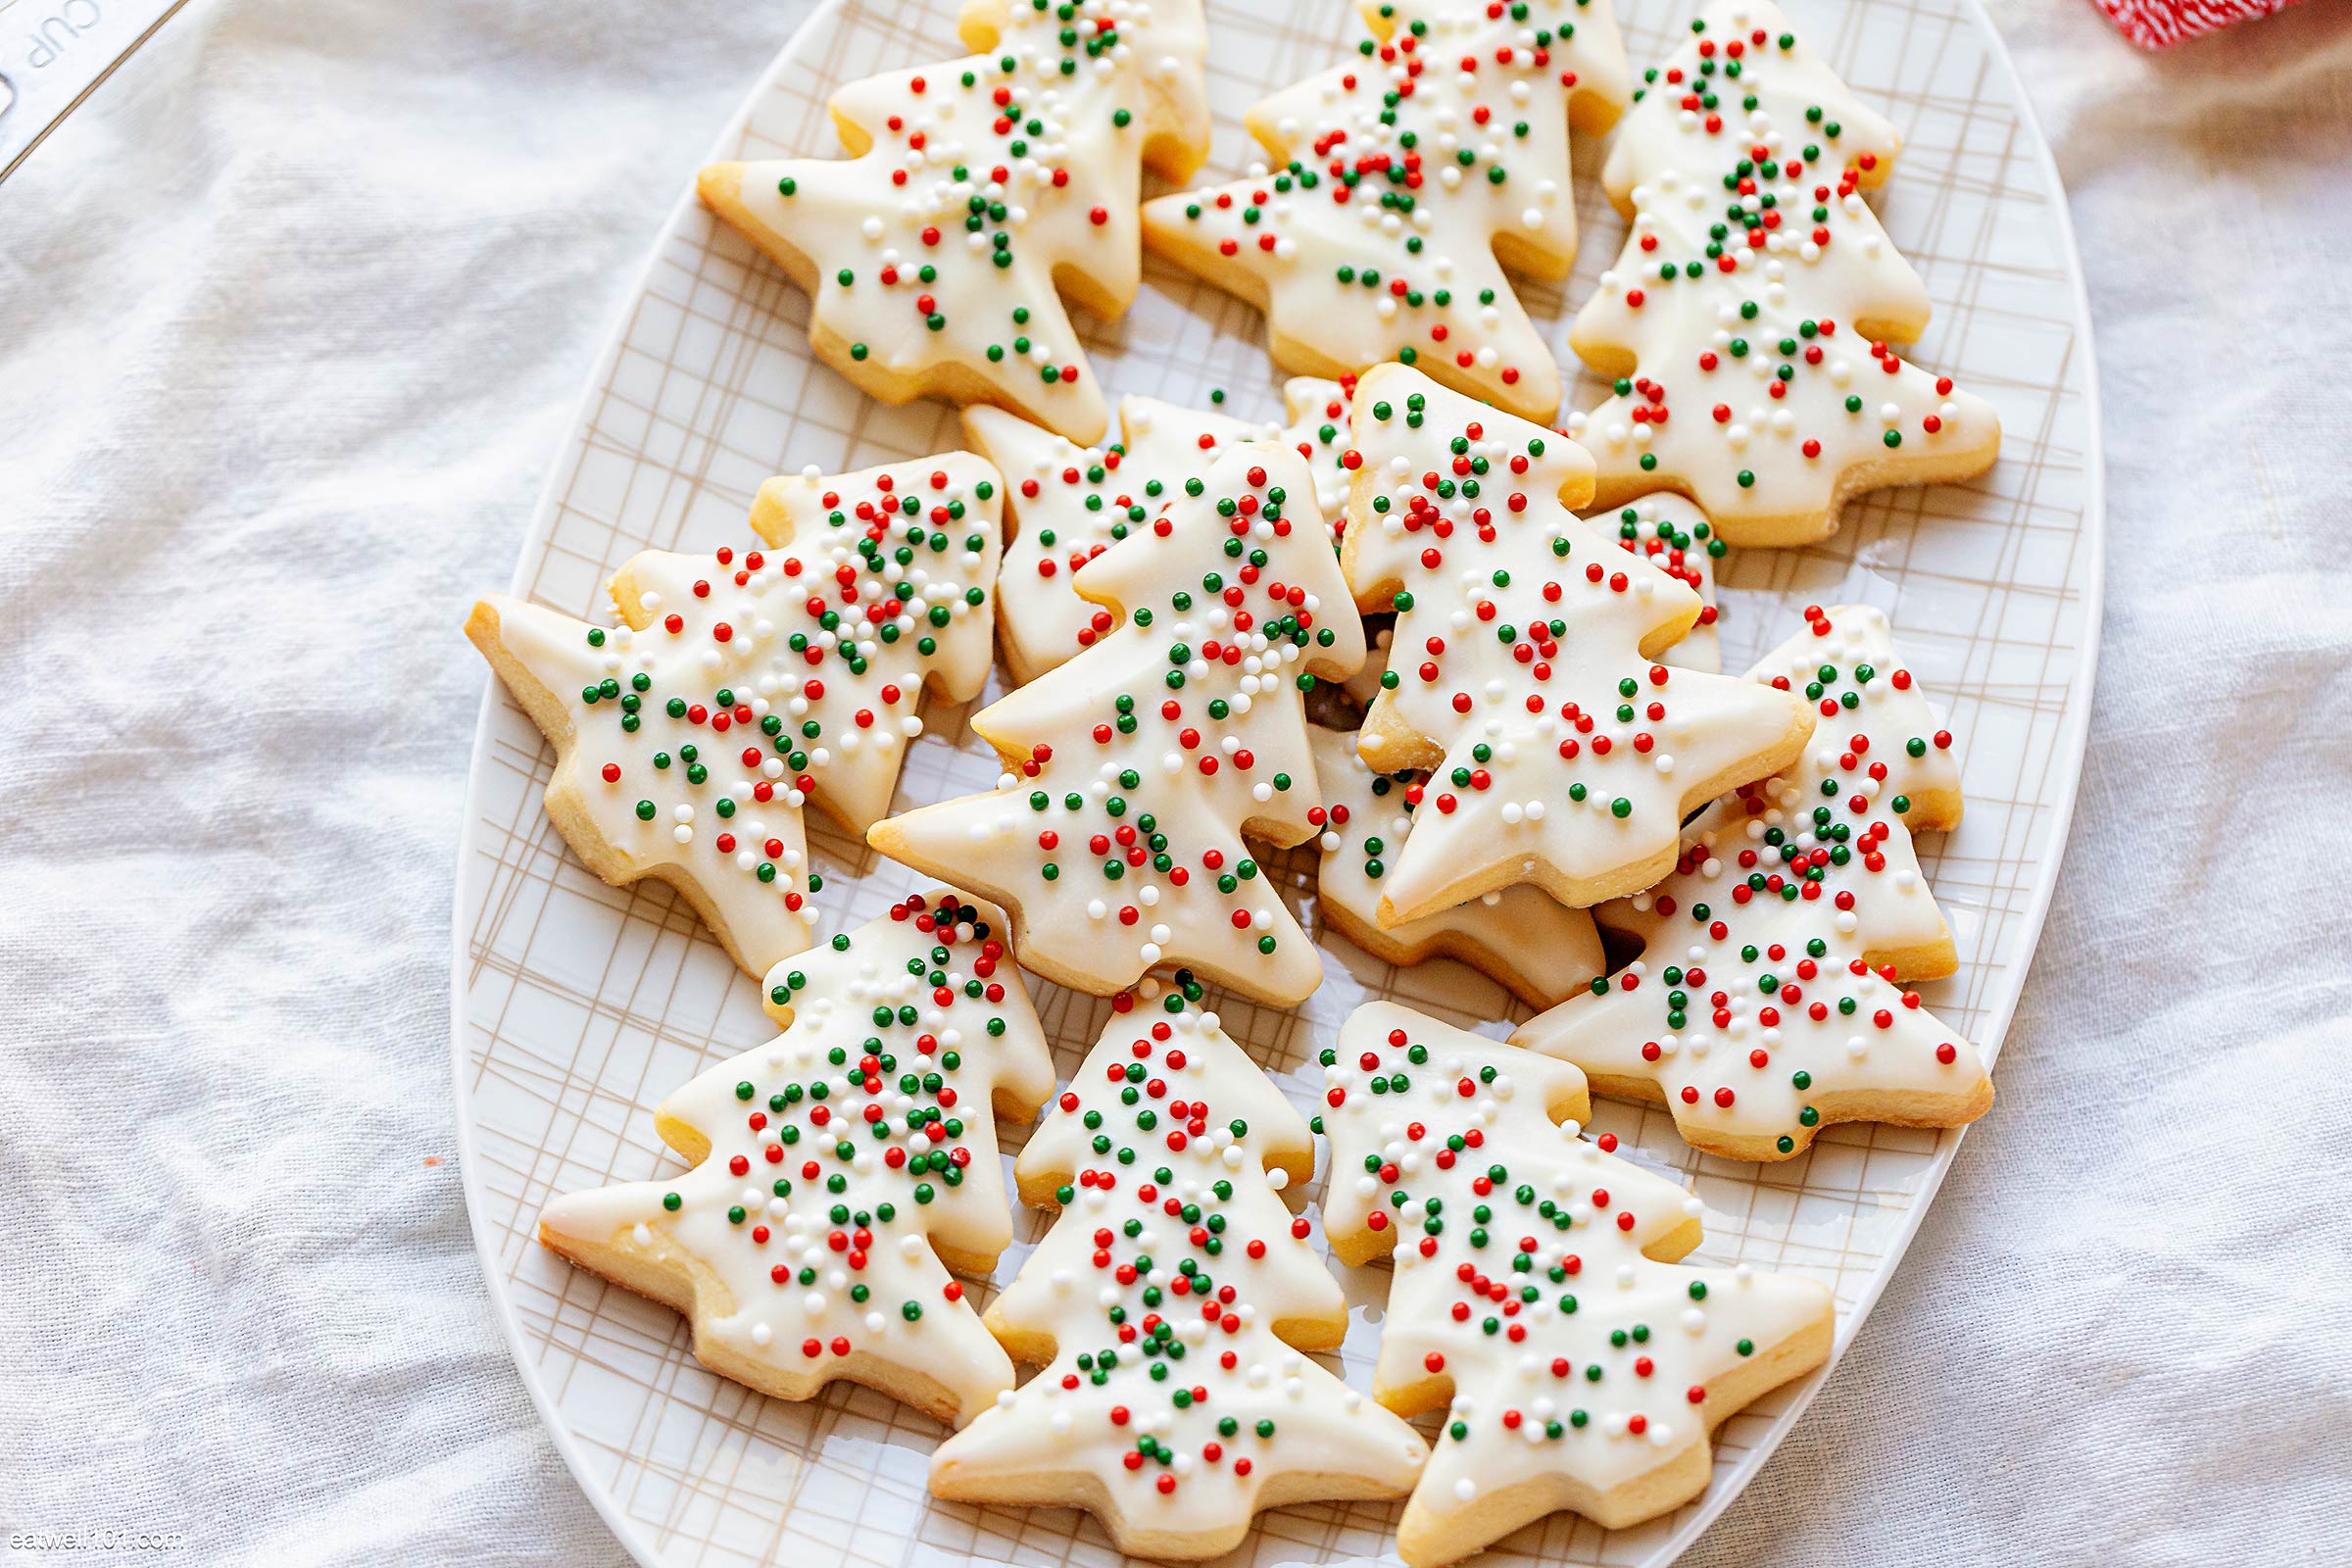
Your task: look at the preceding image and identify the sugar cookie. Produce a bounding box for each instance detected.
[1337,487,1721,722]
[869,441,1366,1004]
[965,376,1356,686]
[1307,724,1603,1009]
[930,983,1427,1556]
[700,0,1212,442]
[1144,0,1631,419]
[467,454,1004,977]
[1318,1001,1834,1563]
[1565,0,1999,545]
[1512,604,1993,1159]
[1340,364,1811,924]
[536,890,1056,1426]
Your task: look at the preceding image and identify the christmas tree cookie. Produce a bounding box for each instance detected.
[1339,364,1811,925]
[1339,486,1722,713]
[1512,604,1993,1159]
[698,0,1212,443]
[1565,0,1999,545]
[467,455,1005,977]
[1318,1002,1834,1563]
[536,889,1057,1426]
[930,984,1428,1556]
[1308,724,1603,1009]
[964,376,1356,686]
[1144,0,1632,421]
[869,442,1366,1005]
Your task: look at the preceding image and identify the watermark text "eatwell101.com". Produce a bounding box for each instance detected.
[8,1528,189,1552]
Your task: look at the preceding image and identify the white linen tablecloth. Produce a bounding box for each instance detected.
[3,0,2347,1561]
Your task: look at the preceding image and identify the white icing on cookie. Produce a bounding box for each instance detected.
[1565,0,1999,544]
[1145,0,1631,419]
[1603,492,1724,673]
[1308,724,1603,1009]
[1340,364,1810,925]
[965,377,1356,684]
[870,441,1366,1005]
[1320,1002,1832,1551]
[704,0,1212,441]
[468,455,1004,977]
[1512,604,1991,1158]
[929,989,1426,1555]
[1339,489,1718,715]
[537,891,1056,1425]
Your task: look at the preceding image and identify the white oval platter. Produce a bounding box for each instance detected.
[452,0,2101,1562]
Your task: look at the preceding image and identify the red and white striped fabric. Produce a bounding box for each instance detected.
[2093,0,2302,47]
